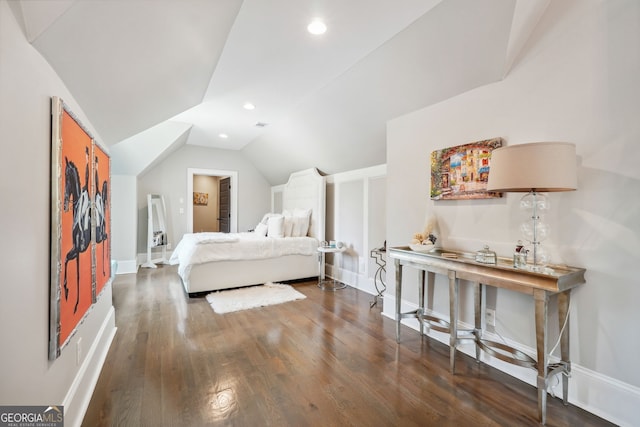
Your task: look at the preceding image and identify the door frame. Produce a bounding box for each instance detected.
[187,168,238,233]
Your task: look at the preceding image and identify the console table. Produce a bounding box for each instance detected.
[389,246,585,425]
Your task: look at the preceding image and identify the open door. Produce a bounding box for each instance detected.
[218,177,230,233]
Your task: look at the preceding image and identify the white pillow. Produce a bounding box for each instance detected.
[291,208,312,237]
[267,215,284,238]
[282,210,294,237]
[260,212,278,225]
[254,222,268,237]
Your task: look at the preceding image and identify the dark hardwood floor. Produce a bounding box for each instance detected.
[83,265,612,426]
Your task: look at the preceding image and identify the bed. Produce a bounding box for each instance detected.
[170,168,325,296]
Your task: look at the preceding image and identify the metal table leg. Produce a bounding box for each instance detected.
[448,270,458,374]
[558,290,571,405]
[534,289,549,425]
[474,283,483,362]
[418,270,425,336]
[395,259,403,342]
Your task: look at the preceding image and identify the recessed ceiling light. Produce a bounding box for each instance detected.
[218,133,228,139]
[243,102,255,110]
[307,19,327,35]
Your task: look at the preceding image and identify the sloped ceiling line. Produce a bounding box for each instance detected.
[503,0,551,76]
[12,0,76,43]
[14,0,544,184]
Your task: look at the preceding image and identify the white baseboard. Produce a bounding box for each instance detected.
[114,259,138,275]
[62,306,117,427]
[382,295,638,427]
[330,266,381,300]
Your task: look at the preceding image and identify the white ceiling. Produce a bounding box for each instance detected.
[10,0,549,184]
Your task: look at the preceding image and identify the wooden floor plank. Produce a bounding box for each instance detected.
[82,265,613,427]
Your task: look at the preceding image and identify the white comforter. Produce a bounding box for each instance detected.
[169,232,318,278]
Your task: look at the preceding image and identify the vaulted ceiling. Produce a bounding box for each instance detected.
[9,0,549,184]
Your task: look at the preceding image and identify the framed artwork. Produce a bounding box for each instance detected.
[50,97,94,359]
[430,138,503,200]
[49,97,112,360]
[193,192,208,206]
[92,141,111,302]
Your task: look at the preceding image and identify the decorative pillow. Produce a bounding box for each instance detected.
[267,215,284,238]
[291,208,312,237]
[260,212,279,225]
[282,210,294,237]
[254,222,268,237]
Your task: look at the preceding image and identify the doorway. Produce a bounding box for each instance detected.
[187,168,238,233]
[192,175,222,232]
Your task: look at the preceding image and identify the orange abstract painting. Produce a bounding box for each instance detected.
[58,108,94,349]
[50,97,112,359]
[93,142,111,300]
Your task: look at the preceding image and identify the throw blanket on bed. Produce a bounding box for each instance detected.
[169,232,317,278]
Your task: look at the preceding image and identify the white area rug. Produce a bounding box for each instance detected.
[205,282,306,314]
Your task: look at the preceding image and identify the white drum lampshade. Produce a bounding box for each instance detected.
[487,142,577,193]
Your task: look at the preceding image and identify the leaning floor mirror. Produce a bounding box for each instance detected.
[142,194,169,268]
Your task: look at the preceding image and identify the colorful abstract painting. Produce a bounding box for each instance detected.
[430,138,503,200]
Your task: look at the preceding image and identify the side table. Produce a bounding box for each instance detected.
[317,245,347,290]
[369,247,386,307]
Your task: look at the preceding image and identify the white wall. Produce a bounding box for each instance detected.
[0,2,116,426]
[385,1,639,425]
[325,165,387,295]
[111,175,138,274]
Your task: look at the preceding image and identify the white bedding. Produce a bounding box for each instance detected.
[169,232,318,279]
[172,168,325,295]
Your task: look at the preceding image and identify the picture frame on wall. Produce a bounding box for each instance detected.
[49,97,111,360]
[430,137,503,200]
[193,192,209,206]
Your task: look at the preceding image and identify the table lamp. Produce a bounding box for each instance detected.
[487,142,577,271]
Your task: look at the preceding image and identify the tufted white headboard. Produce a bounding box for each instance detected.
[282,168,326,241]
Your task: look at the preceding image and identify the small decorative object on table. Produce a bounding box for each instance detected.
[513,240,528,268]
[410,215,437,252]
[409,243,435,253]
[475,245,497,264]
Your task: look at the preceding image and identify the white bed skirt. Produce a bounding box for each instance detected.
[180,253,319,296]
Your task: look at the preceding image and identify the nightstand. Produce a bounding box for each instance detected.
[317,245,347,291]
